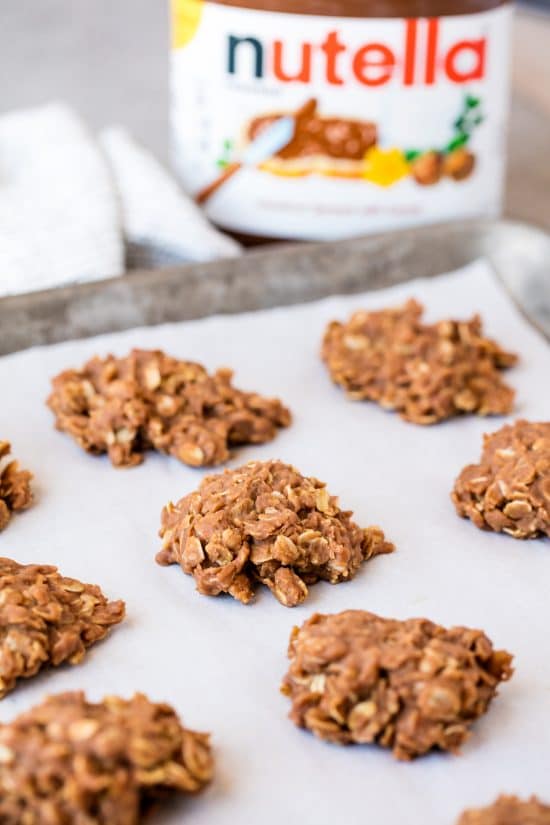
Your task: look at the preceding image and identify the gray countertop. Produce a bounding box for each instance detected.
[2,1,171,162]
[1,1,550,231]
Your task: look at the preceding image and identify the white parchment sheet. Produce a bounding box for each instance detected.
[0,261,549,825]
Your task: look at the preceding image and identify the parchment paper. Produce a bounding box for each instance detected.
[0,260,548,824]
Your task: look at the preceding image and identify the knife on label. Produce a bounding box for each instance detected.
[196,116,295,205]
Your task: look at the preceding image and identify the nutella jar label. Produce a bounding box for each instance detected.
[171,0,511,240]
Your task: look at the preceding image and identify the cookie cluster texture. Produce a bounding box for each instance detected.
[321,299,517,424]
[0,691,213,824]
[158,460,393,607]
[47,349,291,468]
[453,420,550,539]
[281,610,513,760]
[0,441,33,531]
[457,796,550,825]
[0,558,125,698]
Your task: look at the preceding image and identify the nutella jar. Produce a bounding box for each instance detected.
[170,0,512,240]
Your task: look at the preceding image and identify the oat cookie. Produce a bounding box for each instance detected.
[321,299,517,424]
[0,691,213,824]
[47,349,291,468]
[0,558,125,697]
[281,610,513,760]
[452,420,550,539]
[0,442,33,532]
[457,796,550,824]
[157,460,393,607]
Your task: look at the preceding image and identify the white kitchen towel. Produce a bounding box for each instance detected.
[0,261,548,825]
[0,103,123,297]
[0,105,242,298]
[100,127,241,268]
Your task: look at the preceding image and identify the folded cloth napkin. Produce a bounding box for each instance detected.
[0,103,123,297]
[100,127,241,270]
[0,104,241,298]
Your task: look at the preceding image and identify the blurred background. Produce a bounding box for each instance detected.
[2,0,550,231]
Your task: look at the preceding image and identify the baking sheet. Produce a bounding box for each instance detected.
[2,218,550,356]
[0,260,548,824]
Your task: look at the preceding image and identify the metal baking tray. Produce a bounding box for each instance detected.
[1,218,549,356]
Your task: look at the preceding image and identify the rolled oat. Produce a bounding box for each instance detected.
[452,420,550,539]
[0,691,213,824]
[321,299,517,424]
[281,609,513,759]
[0,557,125,697]
[158,460,393,606]
[47,349,291,468]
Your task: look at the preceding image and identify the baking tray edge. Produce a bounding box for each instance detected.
[0,218,549,355]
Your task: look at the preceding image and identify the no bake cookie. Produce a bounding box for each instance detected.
[157,460,393,606]
[47,349,291,468]
[452,420,550,539]
[281,610,513,760]
[457,796,550,825]
[0,691,213,824]
[0,558,125,697]
[321,299,517,424]
[0,441,33,531]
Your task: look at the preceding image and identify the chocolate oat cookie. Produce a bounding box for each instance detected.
[157,460,393,607]
[281,610,513,760]
[321,299,517,424]
[47,349,291,468]
[0,691,213,824]
[457,796,550,824]
[0,558,125,697]
[452,420,550,539]
[0,442,33,531]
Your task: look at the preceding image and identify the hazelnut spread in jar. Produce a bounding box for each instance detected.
[170,0,512,240]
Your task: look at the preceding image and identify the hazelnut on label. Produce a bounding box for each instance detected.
[411,150,443,185]
[444,147,476,180]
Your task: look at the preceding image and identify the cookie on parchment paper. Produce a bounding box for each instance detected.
[321,299,517,424]
[0,441,33,532]
[452,420,550,539]
[0,557,125,698]
[158,460,393,607]
[281,609,513,760]
[457,796,550,825]
[48,349,291,468]
[0,691,213,824]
